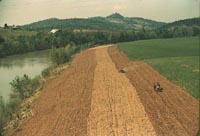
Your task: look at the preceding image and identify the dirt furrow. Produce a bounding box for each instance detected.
[108,46,199,136]
[87,46,156,136]
[13,49,97,136]
[12,45,197,136]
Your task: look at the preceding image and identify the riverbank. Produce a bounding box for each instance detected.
[11,45,198,135]
[1,44,94,136]
[5,64,68,135]
[0,49,51,100]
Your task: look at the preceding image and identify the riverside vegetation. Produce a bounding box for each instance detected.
[0,75,39,135]
[0,44,90,135]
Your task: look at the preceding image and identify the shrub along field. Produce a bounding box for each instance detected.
[117,36,199,98]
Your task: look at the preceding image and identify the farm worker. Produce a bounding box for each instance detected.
[156,82,161,90]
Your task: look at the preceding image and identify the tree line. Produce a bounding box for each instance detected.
[0,25,199,58]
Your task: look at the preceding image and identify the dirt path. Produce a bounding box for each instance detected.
[108,46,199,136]
[87,46,156,136]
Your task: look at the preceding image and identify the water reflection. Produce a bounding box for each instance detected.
[0,50,51,101]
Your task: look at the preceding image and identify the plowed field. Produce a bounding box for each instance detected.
[14,49,97,136]
[108,46,199,136]
[87,46,155,136]
[12,45,199,136]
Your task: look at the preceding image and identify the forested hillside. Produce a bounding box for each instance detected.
[20,13,166,31]
[156,18,200,38]
[0,14,199,58]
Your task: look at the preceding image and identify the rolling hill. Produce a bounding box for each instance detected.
[157,18,200,37]
[162,17,199,28]
[19,13,166,31]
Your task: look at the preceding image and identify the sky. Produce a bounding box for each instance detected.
[0,0,199,26]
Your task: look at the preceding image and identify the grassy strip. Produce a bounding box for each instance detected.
[145,56,199,98]
[117,37,199,98]
[118,37,199,60]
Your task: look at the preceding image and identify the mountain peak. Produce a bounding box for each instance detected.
[107,13,124,19]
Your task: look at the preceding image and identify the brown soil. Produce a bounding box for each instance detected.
[87,46,156,135]
[108,46,199,136]
[13,49,97,136]
[12,45,199,136]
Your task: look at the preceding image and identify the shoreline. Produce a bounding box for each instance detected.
[4,64,68,135]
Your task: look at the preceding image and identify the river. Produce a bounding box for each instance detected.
[0,50,51,101]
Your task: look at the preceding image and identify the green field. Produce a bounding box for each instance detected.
[117,37,199,98]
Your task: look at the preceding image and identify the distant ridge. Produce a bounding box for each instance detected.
[163,18,200,27]
[20,13,166,31]
[107,13,124,19]
[19,13,199,32]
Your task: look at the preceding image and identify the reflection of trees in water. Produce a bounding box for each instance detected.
[0,50,51,69]
[0,59,25,68]
[0,62,13,68]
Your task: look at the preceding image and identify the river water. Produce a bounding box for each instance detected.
[0,50,51,101]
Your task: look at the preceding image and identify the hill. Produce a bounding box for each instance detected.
[107,12,124,19]
[157,18,200,37]
[19,14,199,35]
[163,18,199,28]
[19,13,166,31]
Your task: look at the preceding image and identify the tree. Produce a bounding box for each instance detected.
[10,74,34,99]
[4,24,8,29]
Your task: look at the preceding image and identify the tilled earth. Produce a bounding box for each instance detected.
[14,49,97,136]
[87,46,155,136]
[108,46,199,136]
[13,45,199,136]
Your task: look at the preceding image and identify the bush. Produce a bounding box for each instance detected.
[10,74,40,100]
[30,76,40,90]
[12,121,19,129]
[0,97,9,136]
[41,67,51,77]
[0,98,5,136]
[51,45,80,66]
[51,48,69,66]
[10,74,30,99]
[7,98,21,116]
[0,74,40,135]
[0,116,6,136]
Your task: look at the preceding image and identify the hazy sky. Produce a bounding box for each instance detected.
[0,0,199,26]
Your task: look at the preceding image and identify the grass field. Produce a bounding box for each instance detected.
[117,37,199,98]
